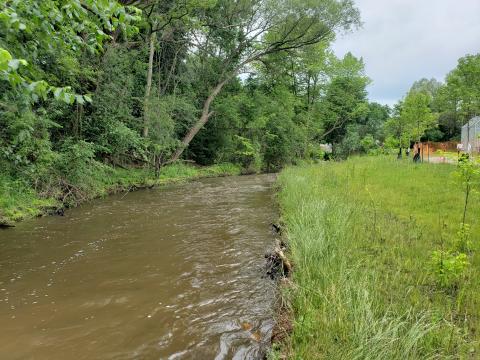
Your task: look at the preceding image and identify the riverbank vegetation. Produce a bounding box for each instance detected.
[0,162,239,224]
[0,0,374,222]
[2,0,480,358]
[274,157,479,358]
[2,1,480,224]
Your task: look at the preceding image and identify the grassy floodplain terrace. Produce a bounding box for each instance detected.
[273,156,479,359]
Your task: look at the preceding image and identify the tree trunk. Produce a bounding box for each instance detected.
[312,75,318,105]
[306,73,311,109]
[161,50,178,96]
[143,31,156,138]
[170,78,229,162]
[462,183,470,226]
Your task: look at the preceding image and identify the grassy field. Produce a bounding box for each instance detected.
[273,156,479,359]
[0,162,240,224]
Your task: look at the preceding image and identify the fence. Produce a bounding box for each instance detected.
[411,142,459,164]
[461,116,480,154]
[418,141,458,155]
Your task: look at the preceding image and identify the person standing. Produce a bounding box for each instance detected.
[413,147,421,163]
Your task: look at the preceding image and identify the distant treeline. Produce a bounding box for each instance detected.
[385,54,480,154]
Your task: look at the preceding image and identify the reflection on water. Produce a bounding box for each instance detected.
[0,175,277,359]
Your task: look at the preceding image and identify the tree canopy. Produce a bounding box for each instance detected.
[1,0,449,208]
[385,53,480,147]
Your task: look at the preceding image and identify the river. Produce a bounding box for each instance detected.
[0,175,277,359]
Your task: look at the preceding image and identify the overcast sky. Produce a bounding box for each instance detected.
[333,0,480,107]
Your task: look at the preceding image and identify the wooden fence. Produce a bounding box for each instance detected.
[416,141,459,156]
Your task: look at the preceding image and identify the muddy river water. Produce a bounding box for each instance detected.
[0,175,277,359]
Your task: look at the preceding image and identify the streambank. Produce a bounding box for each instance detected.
[270,157,480,359]
[0,163,240,226]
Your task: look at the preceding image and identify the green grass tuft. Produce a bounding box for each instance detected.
[0,175,57,222]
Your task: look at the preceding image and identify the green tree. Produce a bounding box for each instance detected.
[0,0,140,176]
[384,102,409,155]
[318,53,370,149]
[401,91,436,144]
[0,0,140,100]
[409,78,442,99]
[444,54,480,123]
[386,92,436,155]
[169,0,361,161]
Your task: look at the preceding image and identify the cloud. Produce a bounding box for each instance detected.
[333,0,480,106]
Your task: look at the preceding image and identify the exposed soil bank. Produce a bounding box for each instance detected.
[266,222,294,359]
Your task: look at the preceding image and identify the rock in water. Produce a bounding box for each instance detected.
[0,218,15,228]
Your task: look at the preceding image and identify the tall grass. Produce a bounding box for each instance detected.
[0,175,56,222]
[275,156,479,359]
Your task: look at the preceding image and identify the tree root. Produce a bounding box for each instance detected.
[274,239,292,275]
[265,238,292,279]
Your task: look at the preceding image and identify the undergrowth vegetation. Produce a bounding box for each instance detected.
[274,156,479,359]
[0,162,240,224]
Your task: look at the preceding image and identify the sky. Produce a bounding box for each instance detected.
[333,0,480,107]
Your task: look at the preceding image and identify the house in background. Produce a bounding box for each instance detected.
[461,116,480,154]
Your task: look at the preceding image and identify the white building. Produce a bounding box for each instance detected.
[461,116,480,154]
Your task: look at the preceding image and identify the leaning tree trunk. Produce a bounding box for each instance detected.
[143,31,156,138]
[170,78,229,162]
